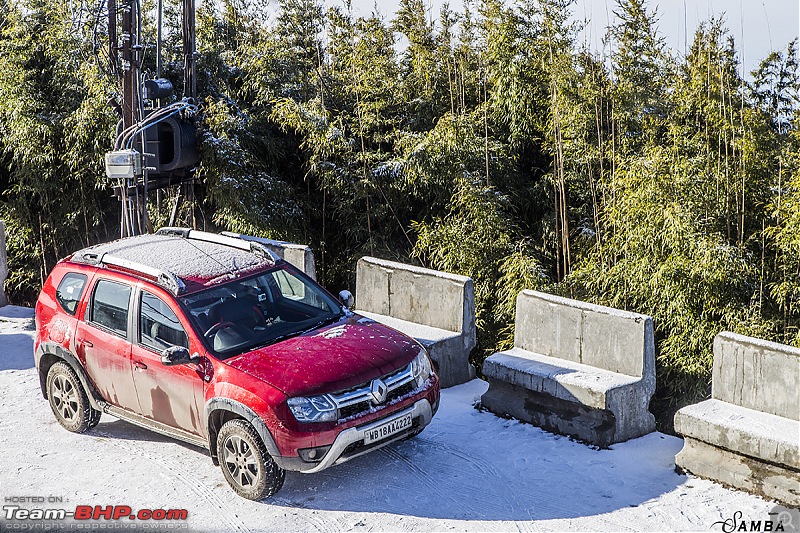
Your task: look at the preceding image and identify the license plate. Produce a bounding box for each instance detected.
[363,413,413,445]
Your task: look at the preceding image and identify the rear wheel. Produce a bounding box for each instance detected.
[217,419,285,500]
[46,362,100,433]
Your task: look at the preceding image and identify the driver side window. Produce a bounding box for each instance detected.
[139,291,189,351]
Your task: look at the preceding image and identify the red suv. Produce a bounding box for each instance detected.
[34,228,439,499]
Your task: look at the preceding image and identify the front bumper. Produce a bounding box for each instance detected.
[274,398,434,473]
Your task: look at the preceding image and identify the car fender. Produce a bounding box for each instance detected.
[205,397,282,461]
[35,340,104,410]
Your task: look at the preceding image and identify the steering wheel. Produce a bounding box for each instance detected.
[204,321,235,339]
[250,305,270,329]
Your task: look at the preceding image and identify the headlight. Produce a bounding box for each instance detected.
[287,395,337,423]
[411,348,433,388]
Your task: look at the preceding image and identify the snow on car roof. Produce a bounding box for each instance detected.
[71,233,274,293]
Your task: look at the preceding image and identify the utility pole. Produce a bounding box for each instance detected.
[182,0,196,228]
[120,0,142,236]
[121,1,137,147]
[108,0,117,77]
[156,0,163,214]
[183,0,196,100]
[108,0,133,238]
[106,0,199,237]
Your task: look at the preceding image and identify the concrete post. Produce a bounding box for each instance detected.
[0,220,7,306]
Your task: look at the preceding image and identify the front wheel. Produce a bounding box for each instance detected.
[217,419,285,500]
[46,362,100,433]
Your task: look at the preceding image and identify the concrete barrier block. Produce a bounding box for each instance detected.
[675,399,799,469]
[483,348,642,409]
[356,257,474,334]
[355,257,476,388]
[482,349,655,446]
[279,245,316,281]
[674,332,800,507]
[712,332,800,421]
[0,220,7,307]
[582,308,649,378]
[514,293,582,362]
[355,258,391,317]
[480,377,620,446]
[676,437,800,508]
[481,290,656,446]
[515,291,651,378]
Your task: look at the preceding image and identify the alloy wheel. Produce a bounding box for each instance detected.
[51,374,79,424]
[222,435,260,488]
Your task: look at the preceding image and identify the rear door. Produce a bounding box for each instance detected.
[75,278,139,412]
[130,285,205,435]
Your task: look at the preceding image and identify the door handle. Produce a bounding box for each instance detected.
[83,341,93,348]
[133,361,147,370]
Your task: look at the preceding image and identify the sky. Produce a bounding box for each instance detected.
[339,0,800,77]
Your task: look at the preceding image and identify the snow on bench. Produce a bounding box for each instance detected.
[355,256,476,388]
[221,232,317,280]
[674,332,800,507]
[481,290,656,447]
[0,220,7,307]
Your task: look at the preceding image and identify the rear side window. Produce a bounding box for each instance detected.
[55,273,88,315]
[90,280,132,337]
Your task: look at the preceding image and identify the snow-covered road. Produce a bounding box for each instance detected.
[0,305,780,532]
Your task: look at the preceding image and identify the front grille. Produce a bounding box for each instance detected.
[337,381,417,419]
[330,363,417,420]
[388,382,415,402]
[339,401,369,420]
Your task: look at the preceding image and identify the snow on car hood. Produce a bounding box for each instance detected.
[223,316,420,397]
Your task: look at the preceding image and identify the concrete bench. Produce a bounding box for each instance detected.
[481,290,656,447]
[222,232,317,280]
[355,256,476,388]
[674,332,800,506]
[0,220,7,307]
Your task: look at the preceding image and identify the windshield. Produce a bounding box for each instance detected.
[180,266,343,359]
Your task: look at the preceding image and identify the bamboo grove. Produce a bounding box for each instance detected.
[0,0,797,428]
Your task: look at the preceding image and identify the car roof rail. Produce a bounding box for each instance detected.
[221,232,290,248]
[156,227,281,263]
[72,251,186,295]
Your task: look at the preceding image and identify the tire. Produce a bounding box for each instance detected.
[217,419,285,500]
[46,362,100,433]
[87,407,102,429]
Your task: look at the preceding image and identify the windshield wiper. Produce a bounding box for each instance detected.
[250,314,343,350]
[297,314,342,336]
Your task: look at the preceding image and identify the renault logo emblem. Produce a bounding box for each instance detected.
[369,378,388,404]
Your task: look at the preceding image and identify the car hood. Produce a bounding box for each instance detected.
[224,315,420,397]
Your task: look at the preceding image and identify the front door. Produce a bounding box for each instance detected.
[130,287,205,435]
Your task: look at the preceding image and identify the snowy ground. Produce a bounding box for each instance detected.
[0,305,783,532]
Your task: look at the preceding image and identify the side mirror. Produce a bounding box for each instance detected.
[339,289,354,308]
[161,346,199,366]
